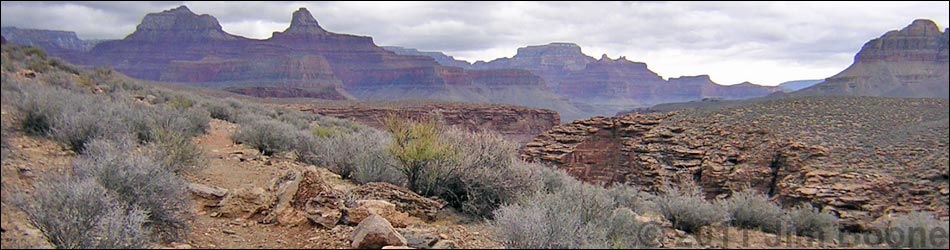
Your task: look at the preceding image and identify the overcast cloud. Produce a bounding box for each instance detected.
[2,1,948,85]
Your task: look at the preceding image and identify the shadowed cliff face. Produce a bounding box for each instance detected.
[523,96,949,232]
[796,19,949,98]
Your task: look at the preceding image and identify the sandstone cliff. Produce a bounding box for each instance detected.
[523,96,949,231]
[796,19,949,98]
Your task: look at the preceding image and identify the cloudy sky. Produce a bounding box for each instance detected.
[2,1,948,86]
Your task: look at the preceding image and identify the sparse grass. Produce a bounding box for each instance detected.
[722,189,788,234]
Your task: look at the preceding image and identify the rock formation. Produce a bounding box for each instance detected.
[383,46,473,68]
[473,43,782,117]
[296,101,560,144]
[523,96,949,231]
[44,6,583,118]
[796,19,949,98]
[1,26,100,55]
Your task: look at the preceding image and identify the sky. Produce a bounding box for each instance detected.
[1,1,948,86]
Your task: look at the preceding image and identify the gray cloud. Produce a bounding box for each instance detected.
[1,1,947,85]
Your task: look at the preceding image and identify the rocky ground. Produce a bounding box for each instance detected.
[524,95,949,232]
[0,113,502,249]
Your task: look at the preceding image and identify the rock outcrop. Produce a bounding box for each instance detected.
[297,101,560,144]
[796,19,949,98]
[347,182,446,222]
[522,96,949,231]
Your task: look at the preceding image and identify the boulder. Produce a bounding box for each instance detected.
[218,186,274,219]
[345,200,410,228]
[351,215,407,249]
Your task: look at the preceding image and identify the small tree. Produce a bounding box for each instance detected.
[383,114,454,194]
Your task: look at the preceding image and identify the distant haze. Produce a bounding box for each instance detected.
[1,1,947,86]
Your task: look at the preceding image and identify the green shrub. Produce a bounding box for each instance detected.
[12,176,150,249]
[788,203,838,239]
[722,189,788,234]
[384,115,454,193]
[653,180,726,233]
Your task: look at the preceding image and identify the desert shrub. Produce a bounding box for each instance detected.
[537,164,584,194]
[15,84,70,136]
[204,100,237,122]
[492,179,658,249]
[722,189,788,234]
[84,68,142,93]
[232,118,301,156]
[878,211,949,249]
[38,70,78,90]
[788,203,838,239]
[11,176,150,249]
[297,129,403,185]
[384,115,454,193]
[74,139,191,242]
[166,95,195,110]
[50,106,108,153]
[147,129,205,174]
[311,125,341,138]
[447,159,543,218]
[653,180,727,233]
[275,109,315,130]
[607,184,653,215]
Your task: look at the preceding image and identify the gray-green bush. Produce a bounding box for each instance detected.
[297,129,403,185]
[421,128,542,218]
[147,129,205,174]
[232,118,301,156]
[722,189,788,234]
[12,176,150,249]
[492,171,659,249]
[878,211,949,249]
[74,139,192,242]
[653,180,726,233]
[788,204,838,239]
